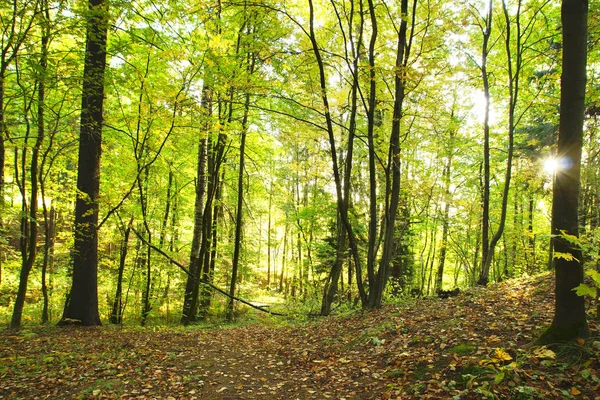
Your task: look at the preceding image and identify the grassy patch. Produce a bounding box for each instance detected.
[448,343,476,355]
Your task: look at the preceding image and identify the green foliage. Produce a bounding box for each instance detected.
[562,229,600,306]
[0,0,595,328]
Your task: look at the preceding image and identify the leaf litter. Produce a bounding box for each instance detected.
[1,273,599,399]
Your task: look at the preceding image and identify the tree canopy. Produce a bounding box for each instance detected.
[0,0,598,335]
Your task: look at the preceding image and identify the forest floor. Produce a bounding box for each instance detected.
[1,273,600,400]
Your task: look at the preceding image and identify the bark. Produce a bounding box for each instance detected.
[41,205,55,324]
[368,0,415,308]
[480,0,519,285]
[227,79,253,321]
[59,0,108,326]
[159,167,173,248]
[365,0,379,302]
[479,0,494,285]
[321,0,363,316]
[435,131,454,292]
[538,0,589,343]
[199,168,223,315]
[307,0,366,306]
[267,181,273,288]
[181,87,209,323]
[110,215,133,325]
[279,223,288,292]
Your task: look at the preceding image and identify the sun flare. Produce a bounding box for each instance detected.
[543,158,559,175]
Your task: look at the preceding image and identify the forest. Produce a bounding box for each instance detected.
[0,0,598,336]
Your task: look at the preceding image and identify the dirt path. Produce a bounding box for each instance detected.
[0,319,379,399]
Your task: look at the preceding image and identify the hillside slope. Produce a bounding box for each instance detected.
[1,273,598,399]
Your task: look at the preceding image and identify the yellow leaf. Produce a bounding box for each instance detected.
[533,346,556,360]
[494,348,513,361]
[577,338,585,346]
[570,387,581,395]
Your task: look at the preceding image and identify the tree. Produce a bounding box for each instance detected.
[8,0,51,329]
[537,0,589,343]
[59,0,109,326]
[475,0,494,285]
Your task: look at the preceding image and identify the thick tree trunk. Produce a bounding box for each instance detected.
[59,0,108,327]
[538,0,589,343]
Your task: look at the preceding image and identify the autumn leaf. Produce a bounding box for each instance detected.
[494,348,513,362]
[533,346,556,360]
[554,251,579,262]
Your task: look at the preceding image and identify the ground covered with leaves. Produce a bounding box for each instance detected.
[1,273,600,399]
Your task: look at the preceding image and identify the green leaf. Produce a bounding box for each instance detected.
[573,283,597,298]
[586,270,600,288]
[559,230,580,244]
[494,371,505,385]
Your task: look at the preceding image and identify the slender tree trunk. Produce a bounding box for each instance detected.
[10,78,41,329]
[181,84,211,323]
[436,132,454,292]
[307,0,366,306]
[38,11,51,323]
[480,0,519,285]
[110,215,133,324]
[368,0,415,308]
[280,222,288,292]
[41,205,55,324]
[365,0,379,303]
[479,0,494,286]
[267,181,273,288]
[527,195,535,272]
[321,0,363,315]
[159,167,173,248]
[227,83,252,320]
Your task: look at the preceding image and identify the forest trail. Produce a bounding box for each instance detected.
[1,273,599,399]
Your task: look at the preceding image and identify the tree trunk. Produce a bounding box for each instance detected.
[537,0,589,343]
[181,87,210,324]
[365,0,379,304]
[41,205,56,324]
[478,0,494,286]
[307,0,366,306]
[110,215,133,324]
[436,134,453,292]
[321,0,363,315]
[59,0,108,327]
[368,0,414,308]
[480,0,519,285]
[227,85,252,321]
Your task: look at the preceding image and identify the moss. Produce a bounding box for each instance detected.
[384,369,404,378]
[535,322,590,346]
[448,343,476,355]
